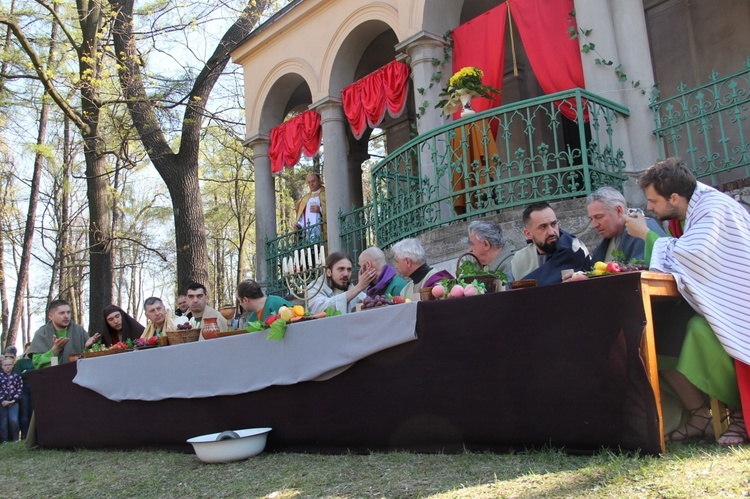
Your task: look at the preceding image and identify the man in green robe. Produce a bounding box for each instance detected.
[29,299,100,369]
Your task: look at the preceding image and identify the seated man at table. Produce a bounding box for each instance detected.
[392,238,453,300]
[141,297,176,338]
[100,305,144,347]
[358,247,407,298]
[511,201,591,285]
[186,282,228,338]
[28,299,100,369]
[308,252,375,314]
[174,294,191,318]
[624,157,750,445]
[587,186,665,263]
[468,220,514,282]
[237,279,292,328]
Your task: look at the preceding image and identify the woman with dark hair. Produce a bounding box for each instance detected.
[100,305,144,346]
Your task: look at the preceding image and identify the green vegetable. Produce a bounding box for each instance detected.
[266,318,288,341]
[246,321,264,332]
[323,306,342,317]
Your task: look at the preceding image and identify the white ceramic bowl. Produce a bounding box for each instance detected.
[187,427,272,463]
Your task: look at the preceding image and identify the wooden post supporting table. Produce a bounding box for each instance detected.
[638,271,681,453]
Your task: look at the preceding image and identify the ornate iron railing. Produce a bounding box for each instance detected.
[265,221,326,296]
[651,59,750,185]
[370,88,629,247]
[339,204,375,265]
[265,88,629,292]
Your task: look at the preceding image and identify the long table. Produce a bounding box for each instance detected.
[29,272,666,455]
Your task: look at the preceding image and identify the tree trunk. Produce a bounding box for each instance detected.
[109,0,270,295]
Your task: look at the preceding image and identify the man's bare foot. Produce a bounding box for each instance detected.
[667,406,714,442]
[717,412,747,446]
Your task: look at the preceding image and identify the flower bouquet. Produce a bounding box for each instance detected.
[435,67,501,116]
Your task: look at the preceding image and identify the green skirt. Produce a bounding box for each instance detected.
[659,315,740,408]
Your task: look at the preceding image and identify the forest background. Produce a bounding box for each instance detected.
[0,0,320,351]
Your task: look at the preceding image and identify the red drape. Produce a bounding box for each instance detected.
[736,360,750,430]
[508,0,586,121]
[451,5,507,119]
[269,110,322,174]
[341,60,411,140]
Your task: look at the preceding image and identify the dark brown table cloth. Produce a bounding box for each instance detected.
[29,272,661,455]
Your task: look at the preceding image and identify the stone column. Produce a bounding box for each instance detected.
[574,0,659,204]
[396,31,449,136]
[247,135,275,285]
[396,31,453,219]
[311,97,350,253]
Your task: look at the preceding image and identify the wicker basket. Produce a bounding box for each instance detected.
[82,347,129,358]
[419,287,436,301]
[166,328,201,345]
[455,252,503,293]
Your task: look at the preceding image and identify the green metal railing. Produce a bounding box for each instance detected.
[265,222,326,296]
[265,88,630,293]
[371,88,629,247]
[651,58,750,184]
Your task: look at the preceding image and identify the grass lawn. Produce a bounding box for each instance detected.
[1,440,749,498]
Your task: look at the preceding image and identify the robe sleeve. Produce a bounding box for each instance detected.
[32,349,55,370]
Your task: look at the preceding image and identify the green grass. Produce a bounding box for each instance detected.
[1,441,749,498]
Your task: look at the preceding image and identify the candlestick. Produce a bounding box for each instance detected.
[282,258,287,275]
[294,250,300,273]
[307,247,313,269]
[313,244,319,265]
[319,245,326,267]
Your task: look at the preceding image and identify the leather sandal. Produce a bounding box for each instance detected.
[666,407,714,442]
[717,412,747,446]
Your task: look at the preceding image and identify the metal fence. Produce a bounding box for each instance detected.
[370,88,629,247]
[651,58,750,185]
[266,88,630,293]
[265,222,326,297]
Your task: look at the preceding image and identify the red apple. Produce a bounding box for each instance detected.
[606,261,622,273]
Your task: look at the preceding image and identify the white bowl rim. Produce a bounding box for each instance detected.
[187,427,272,444]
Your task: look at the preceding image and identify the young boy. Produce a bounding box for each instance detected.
[0,356,22,443]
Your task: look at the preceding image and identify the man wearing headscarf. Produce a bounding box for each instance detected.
[100,305,144,346]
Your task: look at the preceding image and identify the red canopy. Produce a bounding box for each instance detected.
[269,110,322,174]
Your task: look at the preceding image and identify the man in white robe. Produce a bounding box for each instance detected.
[625,157,750,445]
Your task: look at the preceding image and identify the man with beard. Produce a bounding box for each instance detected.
[624,157,750,445]
[587,186,665,263]
[308,252,376,314]
[28,299,100,369]
[510,201,591,285]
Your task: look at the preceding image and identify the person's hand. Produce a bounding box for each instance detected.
[309,204,321,214]
[355,266,379,292]
[85,333,101,349]
[1,401,8,408]
[51,335,69,355]
[623,212,650,240]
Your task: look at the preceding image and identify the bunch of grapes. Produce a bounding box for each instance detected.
[177,322,193,330]
[361,295,394,309]
[619,263,648,272]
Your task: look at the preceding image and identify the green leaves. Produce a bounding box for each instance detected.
[266,318,287,341]
[323,306,341,317]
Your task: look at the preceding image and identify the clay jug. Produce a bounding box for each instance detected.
[202,317,220,340]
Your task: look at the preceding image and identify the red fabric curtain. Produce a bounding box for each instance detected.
[508,0,586,121]
[451,4,507,119]
[341,60,411,140]
[269,110,322,174]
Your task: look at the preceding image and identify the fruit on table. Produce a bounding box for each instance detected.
[449,285,465,298]
[278,306,294,322]
[463,284,478,296]
[264,314,281,326]
[147,336,159,346]
[593,261,608,271]
[177,322,192,330]
[361,295,393,309]
[570,271,588,281]
[431,285,445,298]
[292,305,305,317]
[606,261,622,273]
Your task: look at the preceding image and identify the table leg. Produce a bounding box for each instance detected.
[640,284,666,453]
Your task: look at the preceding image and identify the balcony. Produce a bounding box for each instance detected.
[266,88,630,295]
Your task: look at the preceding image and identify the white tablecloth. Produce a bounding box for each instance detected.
[73,302,418,401]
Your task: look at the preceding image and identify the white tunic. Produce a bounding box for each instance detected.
[650,182,750,364]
